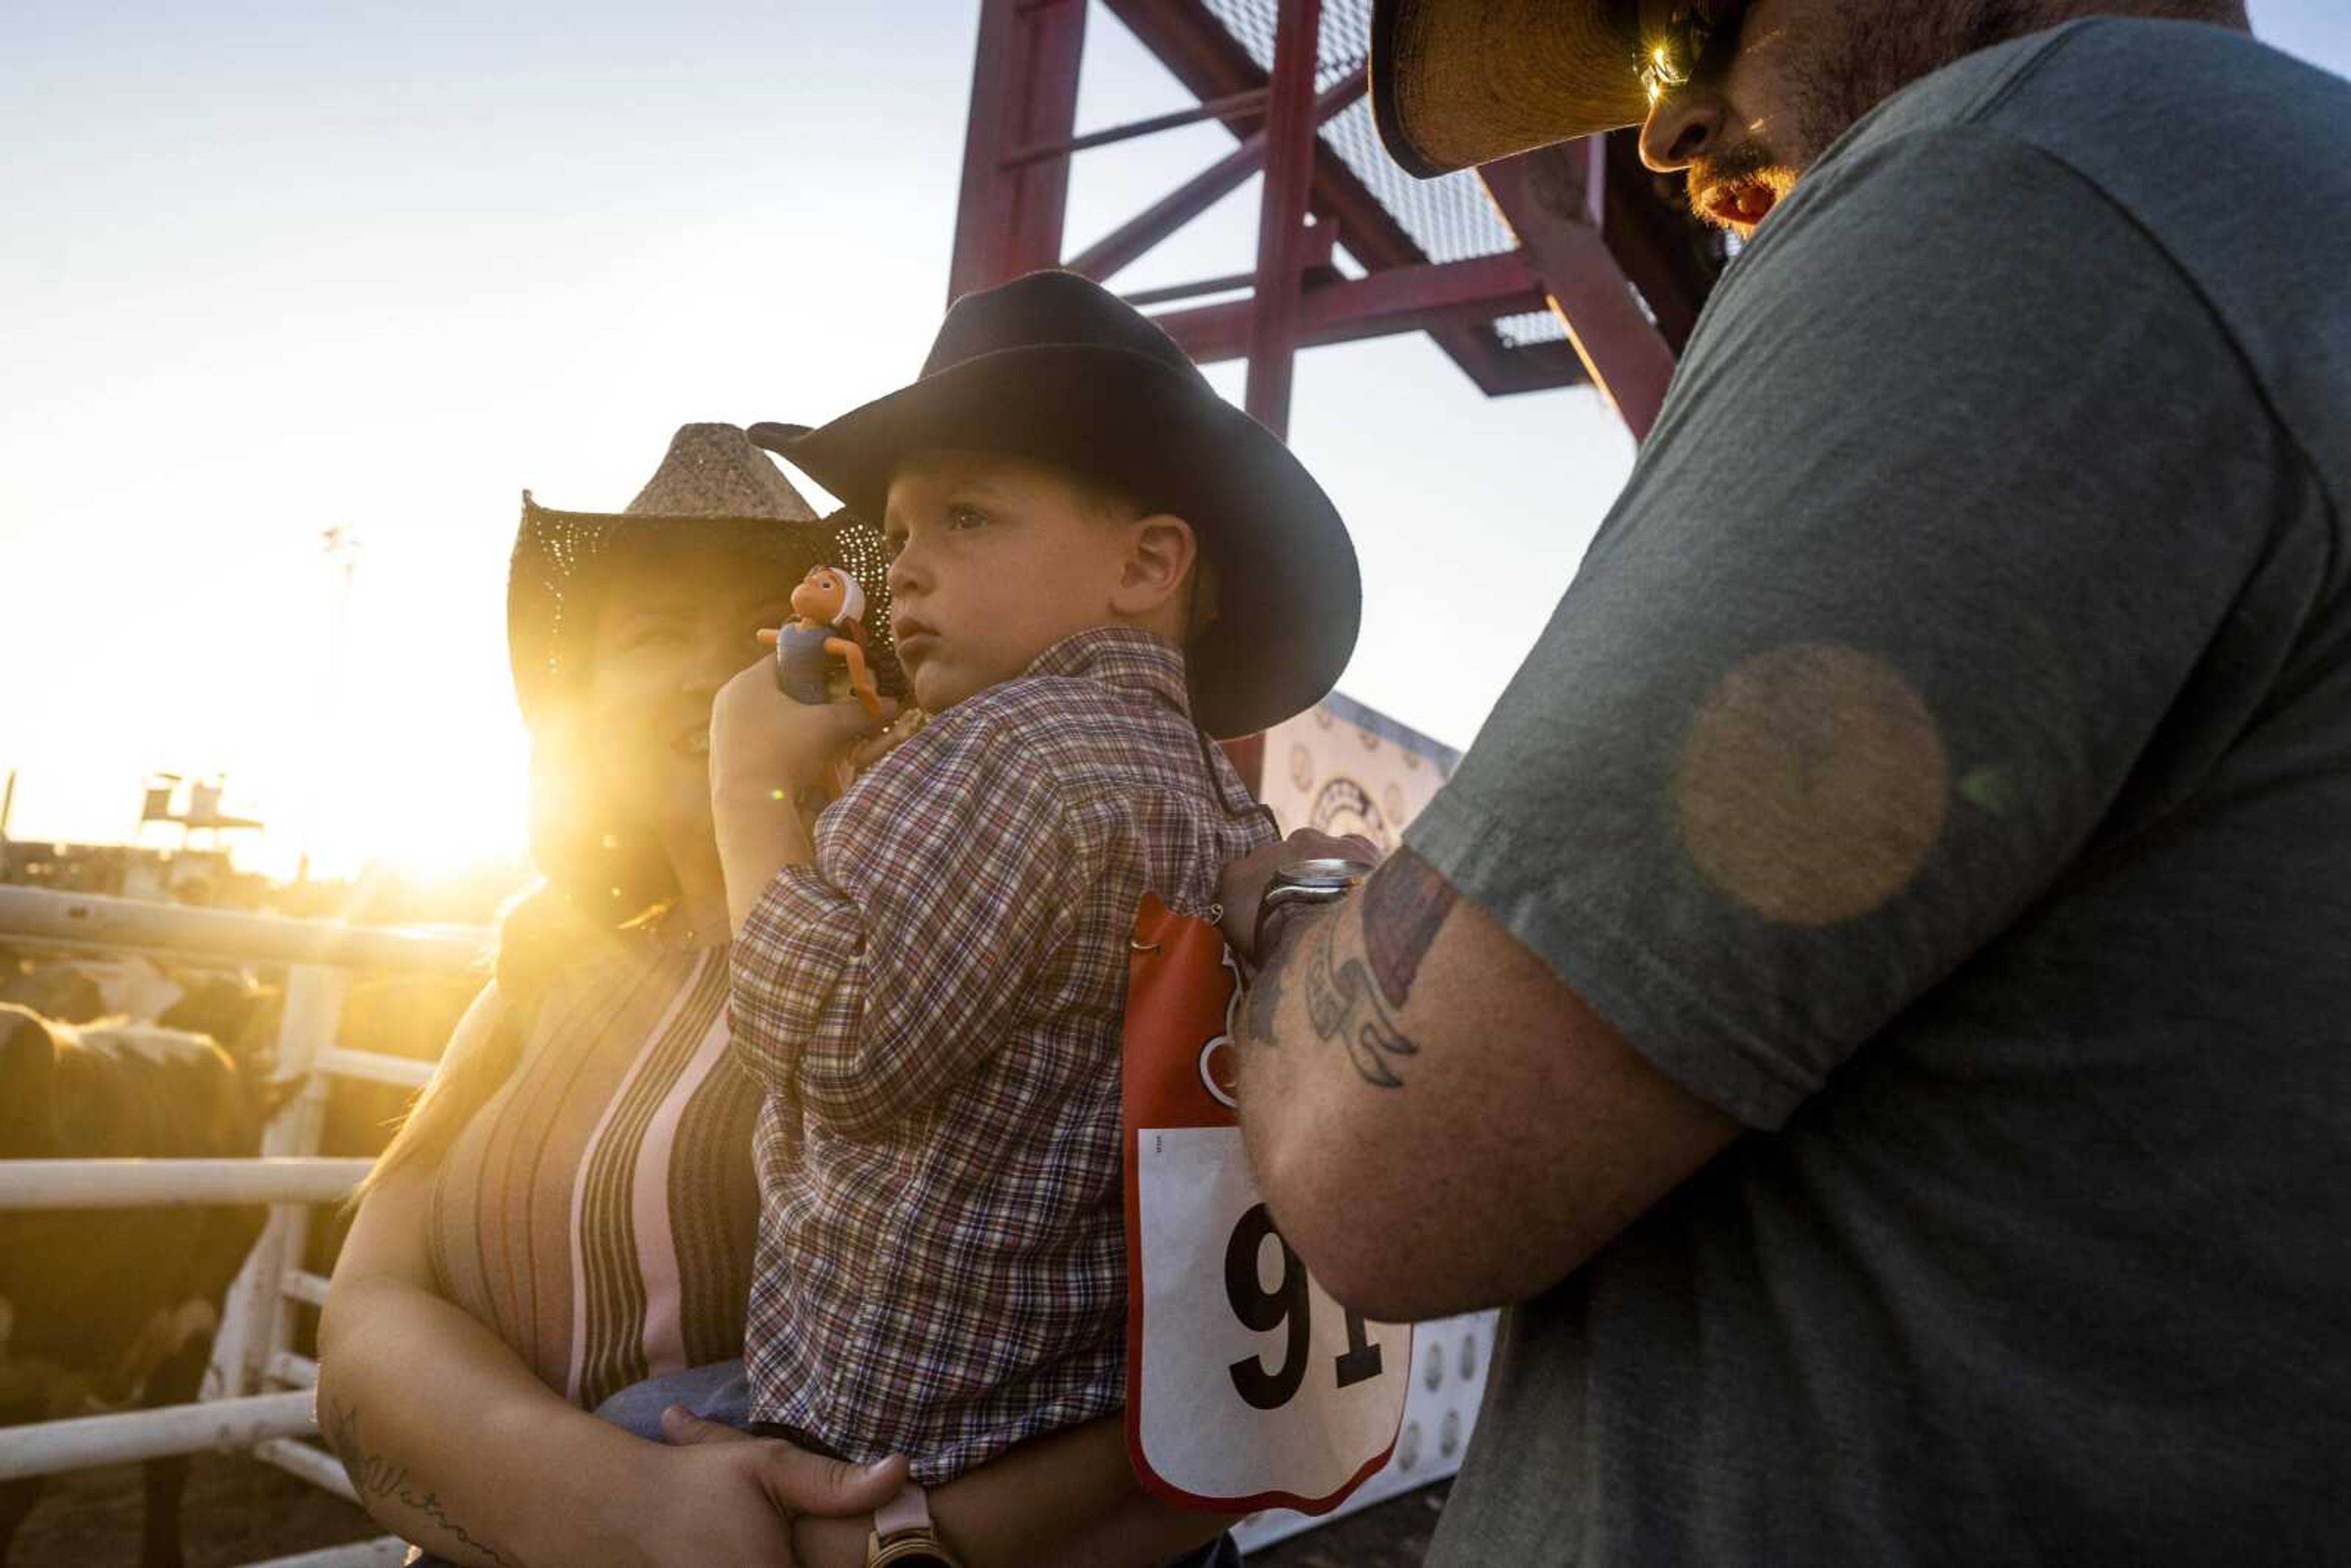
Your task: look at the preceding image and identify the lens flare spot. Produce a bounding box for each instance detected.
[1673,643,1949,926]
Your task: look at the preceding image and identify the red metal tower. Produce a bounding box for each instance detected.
[946,0,1730,443]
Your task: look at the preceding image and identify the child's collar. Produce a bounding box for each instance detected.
[1019,626,1190,715]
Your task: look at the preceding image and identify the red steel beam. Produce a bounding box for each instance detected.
[1064,67,1366,285]
[1003,86,1269,167]
[1430,315,1587,398]
[1241,0,1325,438]
[948,0,1019,299]
[947,0,1088,303]
[1598,130,1719,354]
[1466,340,1594,396]
[1154,250,1548,362]
[1121,269,1258,307]
[1122,221,1333,309]
[1480,140,1676,437]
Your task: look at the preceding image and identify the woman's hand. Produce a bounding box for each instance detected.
[711,658,905,933]
[1218,828,1385,965]
[711,655,898,798]
[848,705,928,776]
[630,1407,907,1568]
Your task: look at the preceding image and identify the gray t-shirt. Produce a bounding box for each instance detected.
[1408,20,2351,1564]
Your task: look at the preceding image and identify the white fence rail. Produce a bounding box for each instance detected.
[0,885,483,970]
[0,884,487,1543]
[0,1158,377,1209]
[0,1392,320,1484]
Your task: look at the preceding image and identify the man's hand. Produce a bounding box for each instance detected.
[1218,828,1383,966]
[631,1407,907,1568]
[711,656,898,800]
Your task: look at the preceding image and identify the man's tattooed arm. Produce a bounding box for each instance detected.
[321,1395,530,1568]
[1245,850,1460,1089]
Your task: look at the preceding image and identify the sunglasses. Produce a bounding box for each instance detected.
[1640,0,1750,103]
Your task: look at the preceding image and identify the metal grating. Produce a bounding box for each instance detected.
[1190,0,1568,342]
[1492,308,1569,348]
[1194,0,1375,90]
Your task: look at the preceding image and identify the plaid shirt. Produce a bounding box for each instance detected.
[729,626,1275,1483]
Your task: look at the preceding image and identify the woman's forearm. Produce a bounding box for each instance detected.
[317,1276,657,1568]
[792,1415,1229,1568]
[713,784,818,934]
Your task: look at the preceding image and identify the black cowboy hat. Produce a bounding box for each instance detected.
[1372,0,1654,177]
[749,269,1360,740]
[508,422,902,729]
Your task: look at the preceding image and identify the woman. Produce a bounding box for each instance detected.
[317,424,1234,1568]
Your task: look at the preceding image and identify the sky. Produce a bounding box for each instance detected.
[3,1,2345,882]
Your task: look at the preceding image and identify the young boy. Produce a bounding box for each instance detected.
[655,272,1357,1540]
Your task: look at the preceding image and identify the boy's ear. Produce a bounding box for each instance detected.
[1112,513,1199,618]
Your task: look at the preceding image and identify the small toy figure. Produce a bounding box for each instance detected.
[760,565,883,717]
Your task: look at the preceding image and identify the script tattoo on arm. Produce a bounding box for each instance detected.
[322,1395,528,1567]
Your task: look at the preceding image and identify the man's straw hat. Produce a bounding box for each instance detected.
[507,422,899,727]
[1371,0,1652,177]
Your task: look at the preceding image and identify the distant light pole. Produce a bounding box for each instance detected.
[296,527,364,887]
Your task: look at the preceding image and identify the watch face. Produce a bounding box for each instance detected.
[1275,855,1374,889]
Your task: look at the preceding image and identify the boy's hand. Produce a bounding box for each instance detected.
[711,656,898,798]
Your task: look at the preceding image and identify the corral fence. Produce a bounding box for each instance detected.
[0,884,478,1568]
[0,883,1492,1562]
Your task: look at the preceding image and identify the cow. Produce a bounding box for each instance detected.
[0,958,105,1026]
[156,971,282,1086]
[71,966,473,1359]
[0,1003,290,1568]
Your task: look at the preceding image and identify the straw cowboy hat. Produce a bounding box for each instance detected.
[508,422,901,727]
[1373,0,1671,177]
[751,270,1361,740]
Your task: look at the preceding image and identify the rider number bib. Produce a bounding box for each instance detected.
[1121,893,1411,1513]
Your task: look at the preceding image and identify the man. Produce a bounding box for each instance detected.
[1221,0,2350,1561]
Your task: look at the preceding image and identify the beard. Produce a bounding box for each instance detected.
[1776,0,2053,173]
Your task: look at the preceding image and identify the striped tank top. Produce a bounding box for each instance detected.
[428,935,759,1411]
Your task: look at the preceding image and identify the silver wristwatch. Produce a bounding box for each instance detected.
[1251,856,1374,961]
